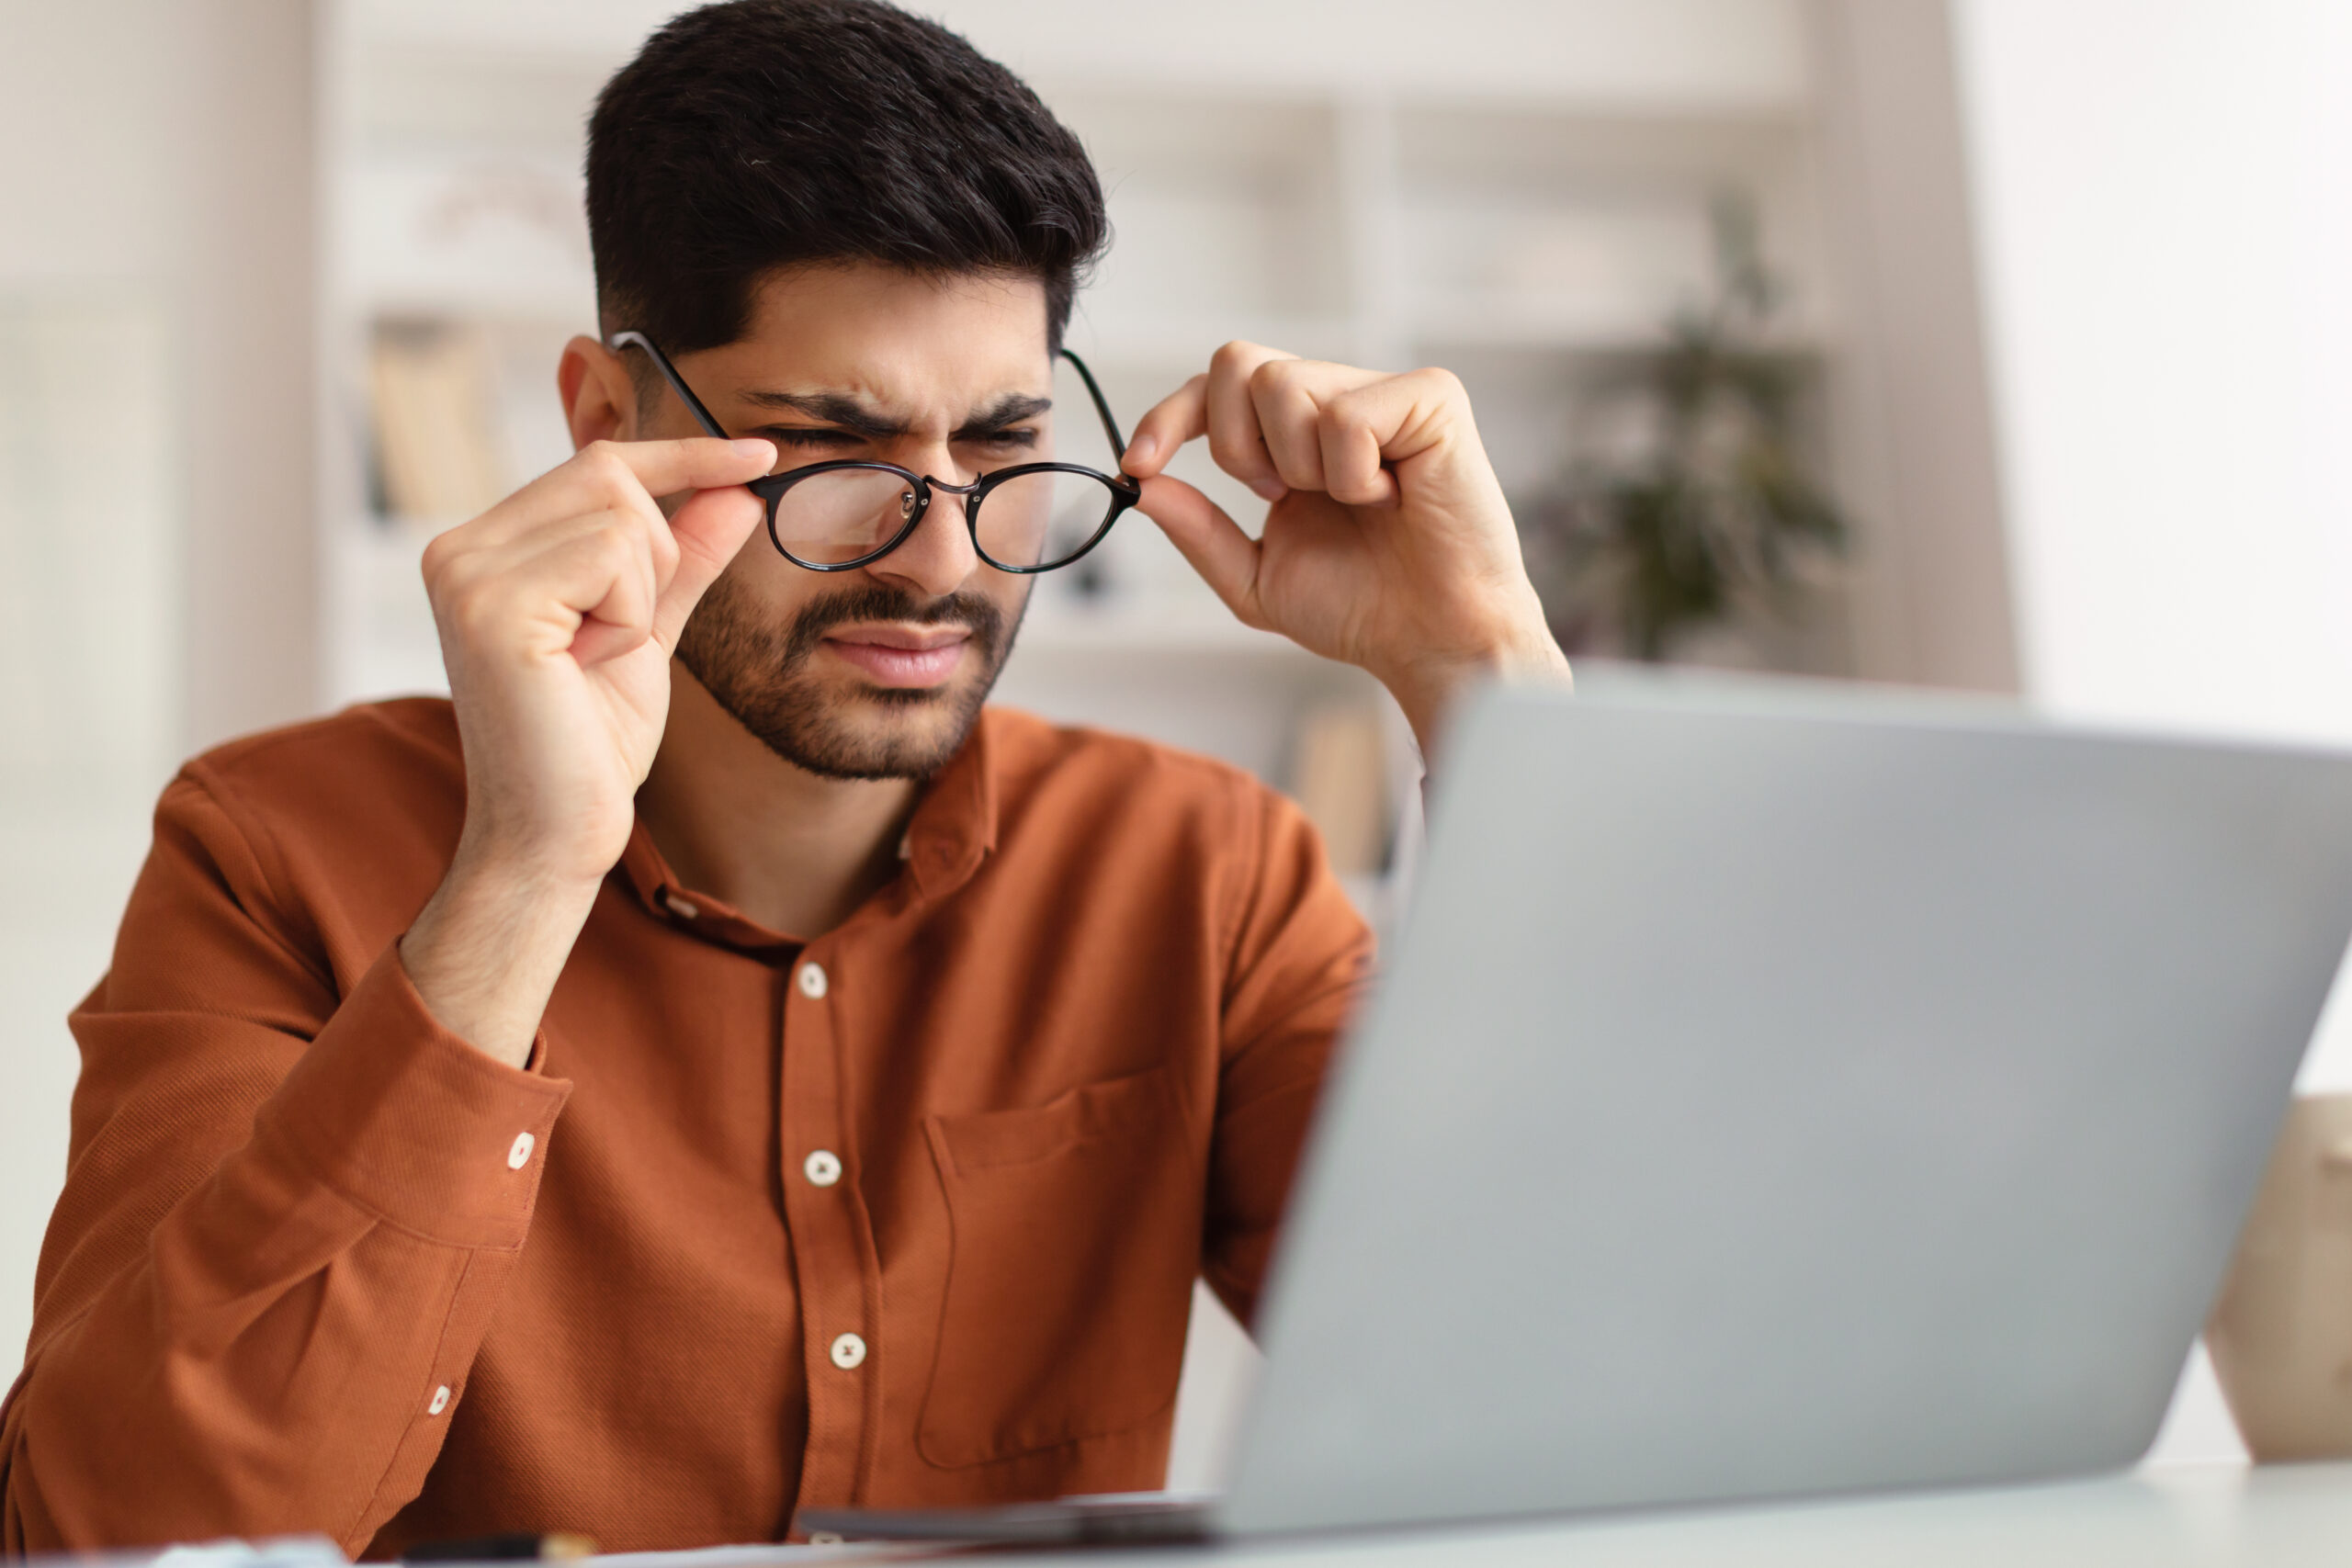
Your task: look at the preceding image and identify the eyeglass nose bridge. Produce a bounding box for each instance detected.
[879,469,984,551]
[900,472,979,536]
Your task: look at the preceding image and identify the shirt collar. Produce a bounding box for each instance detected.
[899,704,999,902]
[613,706,1003,949]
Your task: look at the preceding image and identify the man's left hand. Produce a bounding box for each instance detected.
[1123,342,1570,758]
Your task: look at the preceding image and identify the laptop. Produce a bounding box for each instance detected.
[803,678,2352,1545]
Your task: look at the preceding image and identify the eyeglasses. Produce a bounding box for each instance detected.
[607,330,1141,574]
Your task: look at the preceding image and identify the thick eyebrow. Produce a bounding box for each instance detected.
[953,393,1052,441]
[733,389,1052,442]
[738,389,903,441]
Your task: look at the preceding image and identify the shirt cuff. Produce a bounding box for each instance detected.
[253,942,572,1249]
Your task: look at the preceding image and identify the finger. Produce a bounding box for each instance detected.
[1133,473,1265,628]
[1121,374,1206,480]
[594,434,777,502]
[1317,395,1400,508]
[429,506,649,636]
[460,434,772,559]
[441,514,660,669]
[1204,342,1295,502]
[650,483,766,649]
[1249,359,1331,494]
[547,525,660,668]
[1321,367,1477,479]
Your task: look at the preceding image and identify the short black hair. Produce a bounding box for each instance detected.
[587,0,1107,360]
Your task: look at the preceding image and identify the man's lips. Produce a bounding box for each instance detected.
[819,624,972,688]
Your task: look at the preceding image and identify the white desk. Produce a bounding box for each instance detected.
[963,1463,2352,1566]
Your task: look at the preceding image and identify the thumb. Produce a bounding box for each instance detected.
[1136,474,1264,626]
[651,484,766,649]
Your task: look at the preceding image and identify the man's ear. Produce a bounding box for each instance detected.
[560,335,638,450]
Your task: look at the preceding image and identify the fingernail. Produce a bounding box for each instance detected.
[1250,478,1288,502]
[731,438,775,460]
[1125,434,1159,471]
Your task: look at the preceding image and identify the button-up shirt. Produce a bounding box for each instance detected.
[0,698,1373,1555]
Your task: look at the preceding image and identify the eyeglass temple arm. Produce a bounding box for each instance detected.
[1057,348,1132,468]
[606,330,733,442]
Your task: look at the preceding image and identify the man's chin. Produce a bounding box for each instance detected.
[777,672,994,781]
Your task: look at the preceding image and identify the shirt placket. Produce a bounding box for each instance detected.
[779,933,884,1518]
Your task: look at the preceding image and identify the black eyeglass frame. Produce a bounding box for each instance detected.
[607,329,1142,574]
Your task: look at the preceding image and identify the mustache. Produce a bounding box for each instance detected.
[779,582,1008,669]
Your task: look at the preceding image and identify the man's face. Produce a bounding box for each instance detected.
[634,265,1052,780]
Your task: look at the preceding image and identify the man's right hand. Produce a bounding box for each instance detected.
[401,436,775,1066]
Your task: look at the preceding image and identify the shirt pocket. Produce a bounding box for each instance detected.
[916,1064,1202,1468]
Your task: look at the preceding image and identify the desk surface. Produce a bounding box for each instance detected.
[1123,1463,2352,1567]
[737,1463,2352,1566]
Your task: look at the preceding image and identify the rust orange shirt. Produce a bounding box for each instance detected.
[0,698,1372,1556]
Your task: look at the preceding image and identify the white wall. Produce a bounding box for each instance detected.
[0,0,318,1371]
[0,0,187,1382]
[1958,1,2352,746]
[1954,0,2352,1465]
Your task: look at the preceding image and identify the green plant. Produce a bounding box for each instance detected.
[1517,199,1849,662]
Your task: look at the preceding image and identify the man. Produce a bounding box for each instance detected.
[1,0,1566,1554]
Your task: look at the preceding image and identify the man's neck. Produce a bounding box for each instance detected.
[636,664,919,938]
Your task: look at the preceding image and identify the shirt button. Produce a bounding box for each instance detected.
[797,961,828,998]
[665,893,700,919]
[506,1132,535,1170]
[428,1385,451,1416]
[804,1149,842,1187]
[829,1332,866,1370]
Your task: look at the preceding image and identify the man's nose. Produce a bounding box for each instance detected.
[869,466,982,601]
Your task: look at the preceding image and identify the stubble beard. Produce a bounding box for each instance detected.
[673,572,1019,782]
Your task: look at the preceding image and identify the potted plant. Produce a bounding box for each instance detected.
[1515,198,1849,664]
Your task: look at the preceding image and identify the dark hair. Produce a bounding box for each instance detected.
[586,0,1107,361]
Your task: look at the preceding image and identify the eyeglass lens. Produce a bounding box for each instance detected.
[770,468,1124,570]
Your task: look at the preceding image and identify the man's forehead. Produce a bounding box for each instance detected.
[726,263,1054,412]
[711,333,1053,427]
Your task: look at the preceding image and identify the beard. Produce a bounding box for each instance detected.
[673,573,1018,781]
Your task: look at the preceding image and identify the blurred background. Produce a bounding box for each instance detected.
[6,0,2352,1492]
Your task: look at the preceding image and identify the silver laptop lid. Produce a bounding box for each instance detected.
[1221,680,2352,1535]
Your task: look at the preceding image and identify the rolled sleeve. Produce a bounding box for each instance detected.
[256,944,571,1251]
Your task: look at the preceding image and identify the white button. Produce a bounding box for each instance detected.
[808,1531,844,1546]
[829,1332,866,1370]
[428,1384,451,1416]
[506,1132,535,1170]
[797,961,828,998]
[804,1149,842,1187]
[895,834,913,862]
[665,894,700,919]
